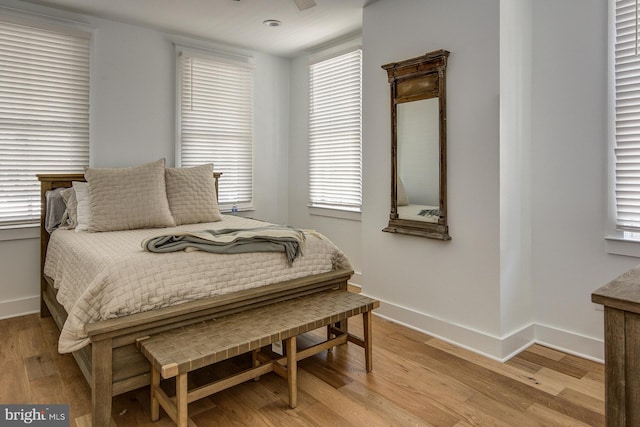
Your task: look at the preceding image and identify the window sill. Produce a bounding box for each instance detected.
[308,206,362,221]
[606,232,640,258]
[0,224,40,242]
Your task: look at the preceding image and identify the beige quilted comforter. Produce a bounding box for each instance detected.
[44,215,352,353]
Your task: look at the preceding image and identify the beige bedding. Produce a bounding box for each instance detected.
[44,215,352,353]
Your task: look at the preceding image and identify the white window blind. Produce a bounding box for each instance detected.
[0,17,90,226]
[177,49,254,208]
[614,0,640,230]
[309,49,362,212]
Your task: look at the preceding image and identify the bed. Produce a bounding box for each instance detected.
[37,167,353,427]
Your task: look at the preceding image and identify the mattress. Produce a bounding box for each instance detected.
[44,215,352,353]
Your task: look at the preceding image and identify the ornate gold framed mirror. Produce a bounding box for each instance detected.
[382,49,451,240]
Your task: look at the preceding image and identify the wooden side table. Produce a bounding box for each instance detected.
[592,265,640,426]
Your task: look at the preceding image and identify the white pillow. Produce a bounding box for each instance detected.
[85,159,175,232]
[165,164,222,225]
[397,177,410,206]
[73,181,91,232]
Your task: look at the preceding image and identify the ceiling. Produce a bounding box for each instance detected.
[19,0,367,57]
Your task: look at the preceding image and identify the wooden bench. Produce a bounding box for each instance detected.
[136,290,379,427]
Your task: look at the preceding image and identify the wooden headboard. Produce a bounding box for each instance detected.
[36,172,222,316]
[37,173,85,315]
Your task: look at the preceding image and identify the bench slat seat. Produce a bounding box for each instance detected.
[137,290,379,427]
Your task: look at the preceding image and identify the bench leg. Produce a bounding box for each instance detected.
[176,373,188,427]
[252,349,261,381]
[327,318,349,352]
[363,311,373,372]
[150,367,160,421]
[340,318,349,335]
[285,336,297,409]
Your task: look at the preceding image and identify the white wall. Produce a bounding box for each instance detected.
[253,53,291,223]
[89,15,291,224]
[0,0,290,318]
[361,0,504,357]
[89,19,175,167]
[530,0,637,358]
[499,0,534,343]
[0,236,40,319]
[357,0,640,361]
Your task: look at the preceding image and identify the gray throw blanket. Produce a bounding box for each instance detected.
[45,188,67,233]
[142,225,305,265]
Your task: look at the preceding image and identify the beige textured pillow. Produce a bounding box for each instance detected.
[85,159,175,232]
[165,163,222,225]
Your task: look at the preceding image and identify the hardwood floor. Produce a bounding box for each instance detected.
[0,313,604,426]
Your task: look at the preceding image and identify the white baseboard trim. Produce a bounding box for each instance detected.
[348,271,362,289]
[534,323,604,363]
[347,272,362,294]
[501,324,537,361]
[0,290,605,363]
[369,296,604,363]
[373,298,534,362]
[0,295,39,320]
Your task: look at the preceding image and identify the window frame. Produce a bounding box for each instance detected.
[606,0,640,256]
[307,44,363,216]
[175,44,255,212]
[0,10,92,234]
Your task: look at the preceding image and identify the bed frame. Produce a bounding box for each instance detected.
[37,173,353,427]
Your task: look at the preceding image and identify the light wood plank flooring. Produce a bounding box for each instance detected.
[0,313,604,426]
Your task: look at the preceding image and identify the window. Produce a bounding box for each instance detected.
[176,47,254,210]
[614,0,640,231]
[0,16,90,226]
[308,49,362,212]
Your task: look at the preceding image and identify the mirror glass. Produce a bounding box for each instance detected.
[396,98,439,223]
